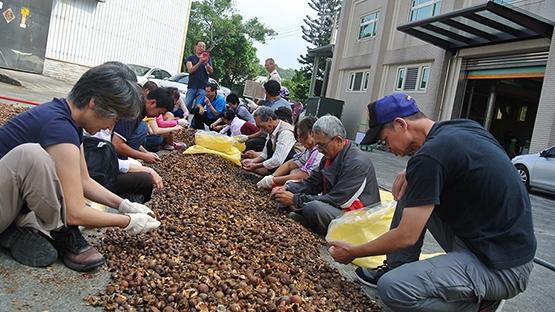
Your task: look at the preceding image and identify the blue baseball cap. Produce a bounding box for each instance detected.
[360,94,420,145]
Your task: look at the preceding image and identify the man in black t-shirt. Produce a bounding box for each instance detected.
[328,94,536,312]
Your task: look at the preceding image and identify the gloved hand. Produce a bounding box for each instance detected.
[245,98,258,111]
[118,199,154,215]
[124,213,160,235]
[178,119,188,127]
[257,175,274,190]
[237,135,249,143]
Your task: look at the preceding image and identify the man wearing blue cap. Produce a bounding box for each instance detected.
[328,94,535,312]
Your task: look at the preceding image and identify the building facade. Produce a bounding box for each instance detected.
[0,0,191,83]
[328,0,555,154]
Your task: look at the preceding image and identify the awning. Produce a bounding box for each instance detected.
[397,1,554,52]
[307,44,334,58]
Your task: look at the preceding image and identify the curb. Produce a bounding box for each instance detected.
[0,73,22,87]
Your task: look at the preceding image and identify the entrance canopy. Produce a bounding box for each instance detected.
[397,1,554,52]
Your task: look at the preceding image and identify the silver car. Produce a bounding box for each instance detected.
[158,72,229,98]
[511,145,555,192]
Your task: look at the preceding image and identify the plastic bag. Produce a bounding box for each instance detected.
[183,131,242,166]
[326,190,444,268]
[326,190,396,268]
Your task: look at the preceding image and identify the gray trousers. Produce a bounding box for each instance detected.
[379,198,533,312]
[295,200,343,235]
[0,144,66,234]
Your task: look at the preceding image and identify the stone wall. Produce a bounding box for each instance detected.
[43,59,90,84]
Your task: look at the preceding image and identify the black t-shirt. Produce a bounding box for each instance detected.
[404,119,536,269]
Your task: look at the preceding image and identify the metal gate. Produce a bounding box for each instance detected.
[0,0,53,73]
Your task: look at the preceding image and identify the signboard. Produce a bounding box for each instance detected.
[243,80,265,99]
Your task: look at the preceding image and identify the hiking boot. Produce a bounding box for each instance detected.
[478,299,505,312]
[0,224,58,267]
[355,261,390,288]
[50,226,105,271]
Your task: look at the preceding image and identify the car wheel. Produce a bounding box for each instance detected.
[515,164,531,191]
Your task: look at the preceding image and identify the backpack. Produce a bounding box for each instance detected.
[83,137,119,193]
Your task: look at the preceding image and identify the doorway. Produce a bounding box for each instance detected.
[460,77,542,154]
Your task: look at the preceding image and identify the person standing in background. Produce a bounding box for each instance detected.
[185,41,214,114]
[265,58,281,83]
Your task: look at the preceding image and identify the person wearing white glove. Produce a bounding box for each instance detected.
[118,199,154,215]
[124,213,160,235]
[237,135,249,143]
[257,175,275,189]
[245,98,258,111]
[178,119,188,128]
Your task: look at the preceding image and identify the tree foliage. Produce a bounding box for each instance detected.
[297,0,341,98]
[184,0,276,88]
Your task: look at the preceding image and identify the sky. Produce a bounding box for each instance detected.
[233,0,316,70]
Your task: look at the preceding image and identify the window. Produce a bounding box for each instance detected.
[410,0,441,22]
[348,71,370,91]
[359,12,379,40]
[395,66,430,92]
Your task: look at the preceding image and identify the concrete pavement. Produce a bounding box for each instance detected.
[0,68,553,311]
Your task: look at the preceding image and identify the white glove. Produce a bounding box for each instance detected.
[257,175,274,190]
[237,135,249,143]
[245,98,258,110]
[178,119,188,127]
[124,213,160,235]
[118,199,154,215]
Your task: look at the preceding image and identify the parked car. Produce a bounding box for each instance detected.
[511,145,555,192]
[157,72,229,99]
[126,64,172,86]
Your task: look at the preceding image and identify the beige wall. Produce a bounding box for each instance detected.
[329,0,555,148]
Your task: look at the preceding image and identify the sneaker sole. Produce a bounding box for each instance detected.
[356,273,378,288]
[62,256,105,272]
[0,227,58,267]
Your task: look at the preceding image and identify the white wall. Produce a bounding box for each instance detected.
[45,0,191,79]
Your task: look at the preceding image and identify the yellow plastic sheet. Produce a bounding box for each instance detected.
[183,131,242,166]
[326,190,444,268]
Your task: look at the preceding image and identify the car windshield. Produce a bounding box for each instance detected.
[127,64,150,76]
[169,73,189,84]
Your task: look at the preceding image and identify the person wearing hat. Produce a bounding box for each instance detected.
[328,94,535,311]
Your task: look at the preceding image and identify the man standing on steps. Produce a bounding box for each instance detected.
[328,93,535,312]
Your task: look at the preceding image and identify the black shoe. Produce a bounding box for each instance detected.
[355,261,390,288]
[0,224,58,267]
[50,226,105,271]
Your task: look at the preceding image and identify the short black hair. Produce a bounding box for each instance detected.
[226,93,239,105]
[206,82,218,92]
[147,87,174,111]
[222,109,236,121]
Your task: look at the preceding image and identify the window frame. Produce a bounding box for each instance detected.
[410,0,441,22]
[395,65,430,93]
[347,70,371,92]
[358,11,380,41]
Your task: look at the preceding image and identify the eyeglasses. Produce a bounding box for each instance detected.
[316,136,337,150]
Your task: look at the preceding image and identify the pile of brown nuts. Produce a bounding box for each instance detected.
[0,105,381,311]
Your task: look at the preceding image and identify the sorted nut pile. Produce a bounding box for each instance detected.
[0,104,381,311]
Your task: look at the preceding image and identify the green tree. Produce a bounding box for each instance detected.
[298,0,341,97]
[185,0,276,88]
[282,70,311,104]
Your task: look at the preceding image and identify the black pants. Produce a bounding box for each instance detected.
[116,172,154,203]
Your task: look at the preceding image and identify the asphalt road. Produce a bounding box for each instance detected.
[1,69,554,311]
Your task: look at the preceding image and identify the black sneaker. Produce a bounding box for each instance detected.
[355,261,390,288]
[50,226,105,271]
[478,299,505,312]
[0,224,58,267]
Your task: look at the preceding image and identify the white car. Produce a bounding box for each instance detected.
[126,64,172,86]
[157,72,229,99]
[511,145,555,192]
